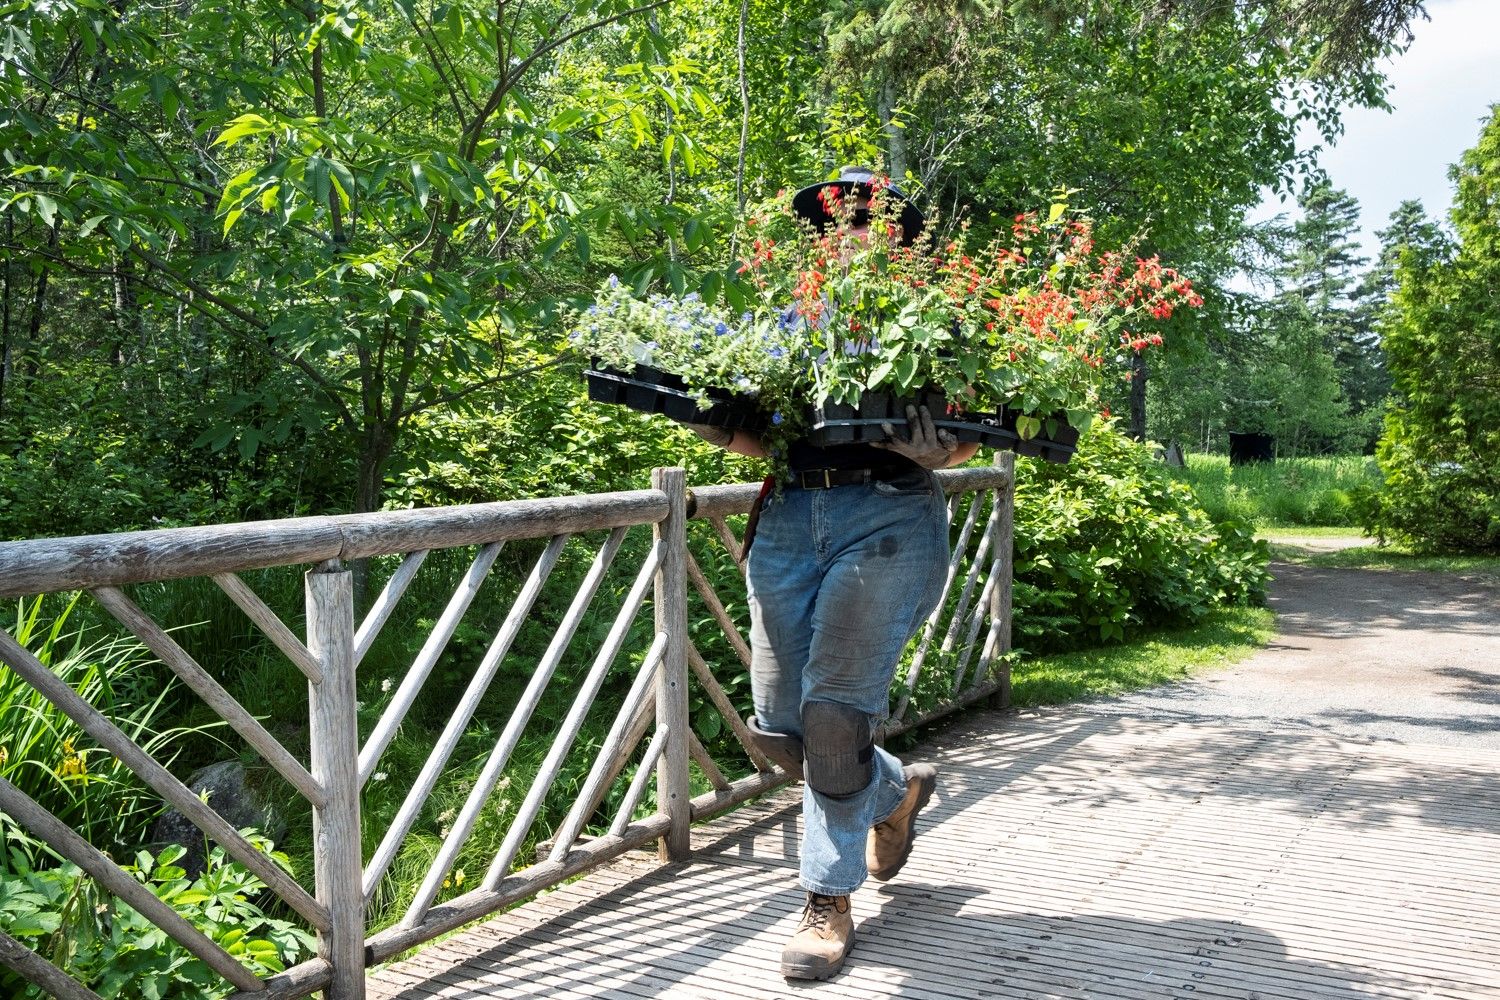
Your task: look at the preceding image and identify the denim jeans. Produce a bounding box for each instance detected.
[745,468,949,895]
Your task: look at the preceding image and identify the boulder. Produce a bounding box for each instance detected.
[147,761,286,876]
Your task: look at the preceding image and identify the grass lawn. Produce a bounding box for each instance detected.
[1009,606,1276,708]
[1257,525,1369,540]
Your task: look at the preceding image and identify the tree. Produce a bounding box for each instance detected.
[1368,107,1500,552]
[1,0,713,519]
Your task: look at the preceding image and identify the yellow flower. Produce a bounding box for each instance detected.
[57,739,87,778]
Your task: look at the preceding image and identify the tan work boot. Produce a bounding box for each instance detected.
[867,762,938,881]
[780,892,854,980]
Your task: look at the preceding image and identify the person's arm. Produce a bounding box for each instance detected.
[683,424,770,459]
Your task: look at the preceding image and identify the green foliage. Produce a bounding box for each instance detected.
[0,596,210,849]
[1364,108,1500,554]
[1011,423,1269,650]
[0,837,314,999]
[1010,605,1276,708]
[1169,454,1381,527]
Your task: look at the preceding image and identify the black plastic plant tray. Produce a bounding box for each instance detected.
[583,365,766,432]
[806,389,950,447]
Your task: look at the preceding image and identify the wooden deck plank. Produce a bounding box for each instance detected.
[368,707,1500,999]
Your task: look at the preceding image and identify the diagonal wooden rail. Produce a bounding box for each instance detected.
[0,456,1013,1000]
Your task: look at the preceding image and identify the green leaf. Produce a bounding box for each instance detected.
[574,228,590,266]
[32,193,57,227]
[1047,202,1066,223]
[410,161,430,209]
[1016,414,1042,440]
[894,352,918,389]
[214,113,272,148]
[327,159,356,210]
[866,361,894,388]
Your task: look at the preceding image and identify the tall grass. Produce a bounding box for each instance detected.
[1,595,220,857]
[1168,454,1381,527]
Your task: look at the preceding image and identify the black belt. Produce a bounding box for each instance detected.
[789,466,911,490]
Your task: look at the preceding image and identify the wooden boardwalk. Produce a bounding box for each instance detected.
[368,704,1500,999]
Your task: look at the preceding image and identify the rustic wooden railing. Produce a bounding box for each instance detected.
[0,456,1014,1000]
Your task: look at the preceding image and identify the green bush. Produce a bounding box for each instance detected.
[1013,423,1269,651]
[0,836,314,999]
[1363,110,1500,553]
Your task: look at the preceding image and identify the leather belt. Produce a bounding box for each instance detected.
[790,466,909,490]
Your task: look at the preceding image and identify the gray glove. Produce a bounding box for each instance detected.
[873,405,958,469]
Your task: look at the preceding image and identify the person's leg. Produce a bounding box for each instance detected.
[745,488,818,752]
[797,475,949,897]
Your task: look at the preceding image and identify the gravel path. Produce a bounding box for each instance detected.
[1085,561,1500,749]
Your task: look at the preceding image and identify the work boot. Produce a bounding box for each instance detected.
[867,762,938,881]
[780,892,854,980]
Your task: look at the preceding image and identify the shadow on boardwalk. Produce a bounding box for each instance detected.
[369,561,1500,999]
[371,704,1500,998]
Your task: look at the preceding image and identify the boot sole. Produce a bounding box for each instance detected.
[869,767,937,882]
[780,928,855,981]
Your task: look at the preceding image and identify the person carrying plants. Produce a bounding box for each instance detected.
[684,166,980,980]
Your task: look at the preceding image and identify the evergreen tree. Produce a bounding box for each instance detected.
[1369,108,1500,552]
[1282,183,1383,445]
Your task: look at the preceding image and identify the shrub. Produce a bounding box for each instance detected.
[1364,110,1500,553]
[0,836,314,999]
[1012,423,1268,651]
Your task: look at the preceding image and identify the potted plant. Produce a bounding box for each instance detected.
[566,276,804,434]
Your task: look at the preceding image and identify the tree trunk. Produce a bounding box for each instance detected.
[1,217,12,417]
[352,421,397,605]
[878,77,907,182]
[1129,351,1147,440]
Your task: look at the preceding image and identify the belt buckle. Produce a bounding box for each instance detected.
[820,469,833,489]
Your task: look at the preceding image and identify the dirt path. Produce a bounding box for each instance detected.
[1087,561,1500,749]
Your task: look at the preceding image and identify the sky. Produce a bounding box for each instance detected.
[1252,0,1500,265]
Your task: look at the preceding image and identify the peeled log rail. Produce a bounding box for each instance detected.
[0,490,669,597]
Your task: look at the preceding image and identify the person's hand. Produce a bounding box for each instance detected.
[873,405,958,469]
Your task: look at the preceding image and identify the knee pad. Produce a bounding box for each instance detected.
[747,717,804,781]
[801,701,874,799]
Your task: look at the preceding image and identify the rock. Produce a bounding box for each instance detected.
[147,761,286,877]
[1163,440,1186,467]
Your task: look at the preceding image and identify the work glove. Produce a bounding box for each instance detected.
[874,405,958,469]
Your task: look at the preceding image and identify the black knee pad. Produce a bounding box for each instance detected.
[801,701,874,799]
[747,717,805,781]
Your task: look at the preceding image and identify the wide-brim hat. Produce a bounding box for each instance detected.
[791,165,926,246]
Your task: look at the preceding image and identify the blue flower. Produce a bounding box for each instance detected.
[772,411,784,425]
[568,331,582,342]
[714,322,729,336]
[683,292,701,302]
[645,341,659,352]
[740,311,752,324]
[736,376,752,389]
[586,305,599,315]
[768,346,786,359]
[607,274,620,288]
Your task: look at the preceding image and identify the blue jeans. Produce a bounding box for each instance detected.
[745,469,949,895]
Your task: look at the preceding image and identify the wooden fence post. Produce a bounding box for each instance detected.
[651,467,692,861]
[306,560,365,999]
[989,451,1016,709]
